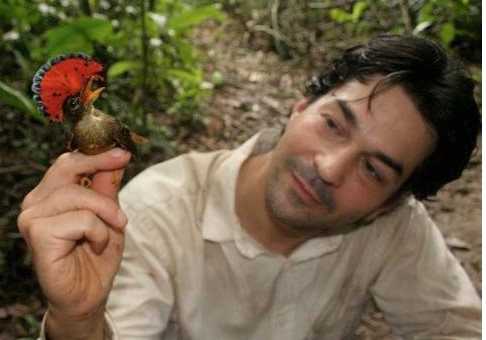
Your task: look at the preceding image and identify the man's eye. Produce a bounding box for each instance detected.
[363,159,382,182]
[323,115,341,134]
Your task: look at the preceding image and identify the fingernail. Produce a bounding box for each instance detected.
[110,148,126,158]
[116,209,128,227]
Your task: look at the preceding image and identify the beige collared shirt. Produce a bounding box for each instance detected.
[40,130,481,339]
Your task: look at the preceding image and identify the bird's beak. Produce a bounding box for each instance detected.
[80,76,105,105]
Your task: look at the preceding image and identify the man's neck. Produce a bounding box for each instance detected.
[235,152,316,257]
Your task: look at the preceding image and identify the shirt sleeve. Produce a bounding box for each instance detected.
[106,210,176,339]
[106,154,210,339]
[370,201,481,339]
[37,310,118,340]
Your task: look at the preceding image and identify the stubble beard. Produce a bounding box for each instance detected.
[264,157,339,233]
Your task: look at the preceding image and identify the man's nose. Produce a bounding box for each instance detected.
[314,147,355,187]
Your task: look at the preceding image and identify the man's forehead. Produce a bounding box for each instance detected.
[328,77,385,102]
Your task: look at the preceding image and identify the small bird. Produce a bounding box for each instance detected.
[32,53,146,185]
[32,52,146,155]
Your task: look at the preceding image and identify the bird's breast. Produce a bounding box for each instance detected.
[73,113,116,154]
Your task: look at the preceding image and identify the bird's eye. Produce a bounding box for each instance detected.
[66,98,80,110]
[68,99,77,108]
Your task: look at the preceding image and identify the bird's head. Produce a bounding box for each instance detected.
[63,76,105,122]
[31,53,105,124]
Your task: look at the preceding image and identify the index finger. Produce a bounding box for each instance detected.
[22,148,131,210]
[20,183,128,232]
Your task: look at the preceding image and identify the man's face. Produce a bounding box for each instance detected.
[265,77,436,234]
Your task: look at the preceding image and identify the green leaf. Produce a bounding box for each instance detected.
[351,1,367,23]
[43,17,112,56]
[43,26,93,56]
[107,61,141,79]
[439,22,456,46]
[166,5,226,33]
[174,39,196,64]
[71,17,112,42]
[0,81,47,124]
[417,2,436,24]
[472,71,481,83]
[167,68,201,85]
[330,8,352,23]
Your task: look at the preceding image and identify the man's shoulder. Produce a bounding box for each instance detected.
[120,149,231,210]
[119,130,266,209]
[376,197,434,230]
[341,197,447,282]
[358,197,438,250]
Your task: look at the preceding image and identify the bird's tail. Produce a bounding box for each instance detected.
[130,132,148,145]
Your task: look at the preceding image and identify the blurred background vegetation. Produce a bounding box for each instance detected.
[0,0,481,337]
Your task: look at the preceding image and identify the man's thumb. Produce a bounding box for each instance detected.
[91,169,126,200]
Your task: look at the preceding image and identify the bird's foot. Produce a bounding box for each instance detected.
[112,169,122,188]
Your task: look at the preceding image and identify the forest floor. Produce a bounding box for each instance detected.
[0,19,481,339]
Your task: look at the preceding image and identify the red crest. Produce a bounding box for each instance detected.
[31,53,104,122]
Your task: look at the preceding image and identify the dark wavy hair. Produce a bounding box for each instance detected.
[304,35,480,199]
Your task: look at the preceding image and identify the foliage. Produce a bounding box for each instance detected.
[0,81,45,124]
[413,0,481,48]
[329,0,482,49]
[330,1,368,24]
[0,0,226,131]
[220,0,481,63]
[0,0,225,335]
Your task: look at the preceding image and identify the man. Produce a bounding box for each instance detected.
[18,35,481,339]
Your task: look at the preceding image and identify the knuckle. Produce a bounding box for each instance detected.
[51,152,75,175]
[57,183,81,197]
[16,211,30,237]
[56,152,72,164]
[20,190,36,211]
[57,185,117,219]
[77,209,99,226]
[17,211,43,243]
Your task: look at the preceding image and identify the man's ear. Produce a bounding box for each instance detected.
[361,191,411,223]
[290,97,309,120]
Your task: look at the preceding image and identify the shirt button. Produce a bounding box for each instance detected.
[278,316,286,326]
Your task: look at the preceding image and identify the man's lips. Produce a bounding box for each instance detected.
[285,158,336,212]
[291,171,322,205]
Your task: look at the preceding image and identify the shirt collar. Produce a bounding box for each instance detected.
[201,132,260,243]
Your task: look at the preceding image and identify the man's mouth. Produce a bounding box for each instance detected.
[286,158,336,212]
[291,171,322,206]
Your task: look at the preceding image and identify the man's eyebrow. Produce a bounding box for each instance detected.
[372,151,404,176]
[336,99,358,127]
[334,99,404,176]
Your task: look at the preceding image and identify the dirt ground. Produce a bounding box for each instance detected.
[187,20,482,338]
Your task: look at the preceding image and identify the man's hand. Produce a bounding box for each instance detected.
[17,148,131,339]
